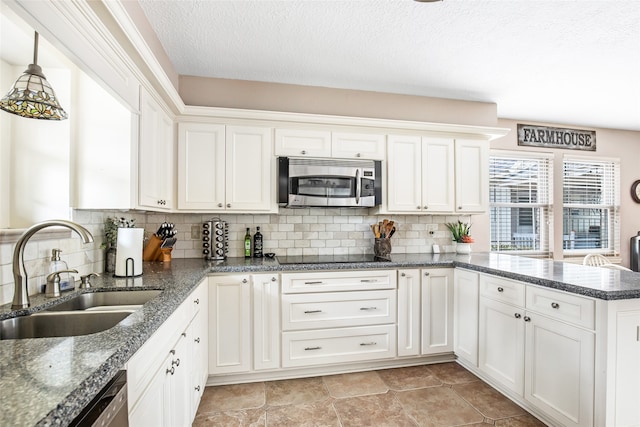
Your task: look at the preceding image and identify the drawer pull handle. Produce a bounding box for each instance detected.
[524,316,531,322]
[304,346,321,351]
[551,302,560,309]
[194,298,200,304]
[169,349,176,355]
[497,287,504,292]
[304,310,322,314]
[514,313,522,319]
[360,307,377,311]
[195,386,201,392]
[166,367,175,376]
[304,281,324,285]
[637,326,639,342]
[360,279,378,283]
[360,342,377,346]
[194,337,201,344]
[172,358,180,367]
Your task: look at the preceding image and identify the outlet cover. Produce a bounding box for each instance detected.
[191,225,201,240]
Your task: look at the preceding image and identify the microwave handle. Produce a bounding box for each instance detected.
[355,169,361,205]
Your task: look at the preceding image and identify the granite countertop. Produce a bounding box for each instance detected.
[1,253,639,426]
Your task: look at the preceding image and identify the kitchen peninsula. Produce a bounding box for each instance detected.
[1,253,639,426]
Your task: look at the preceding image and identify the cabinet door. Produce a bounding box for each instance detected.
[168,332,191,427]
[615,311,640,426]
[525,313,594,427]
[478,297,525,396]
[139,88,174,210]
[397,269,421,357]
[422,137,455,213]
[453,269,479,366]
[331,132,385,160]
[386,135,422,213]
[253,273,281,371]
[275,128,331,157]
[225,126,274,211]
[209,275,251,374]
[128,358,170,427]
[455,139,488,213]
[189,284,209,420]
[421,268,454,355]
[177,123,226,210]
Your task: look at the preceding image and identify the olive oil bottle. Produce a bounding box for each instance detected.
[244,228,251,258]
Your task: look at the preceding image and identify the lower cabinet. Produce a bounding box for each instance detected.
[127,279,208,427]
[613,309,640,426]
[453,269,479,366]
[421,268,454,355]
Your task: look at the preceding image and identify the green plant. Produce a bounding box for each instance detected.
[102,216,136,249]
[445,221,474,243]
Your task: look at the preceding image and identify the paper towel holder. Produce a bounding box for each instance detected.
[113,257,142,278]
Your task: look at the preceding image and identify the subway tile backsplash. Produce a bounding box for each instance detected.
[0,208,469,305]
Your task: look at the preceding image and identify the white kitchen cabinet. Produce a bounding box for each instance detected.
[454,139,488,213]
[397,269,421,357]
[453,269,479,366]
[178,123,275,212]
[189,282,208,419]
[209,274,251,374]
[331,132,385,160]
[252,273,281,371]
[421,268,454,355]
[386,135,487,214]
[138,87,174,211]
[613,310,640,426]
[275,128,385,160]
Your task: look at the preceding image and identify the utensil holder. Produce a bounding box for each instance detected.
[374,238,392,261]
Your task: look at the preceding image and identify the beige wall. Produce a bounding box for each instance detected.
[179,76,498,127]
[473,119,640,267]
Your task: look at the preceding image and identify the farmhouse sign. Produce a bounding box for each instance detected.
[517,124,596,151]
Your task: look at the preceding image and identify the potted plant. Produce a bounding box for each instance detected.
[445,221,474,254]
[102,216,136,273]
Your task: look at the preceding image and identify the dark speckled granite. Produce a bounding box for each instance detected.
[1,253,639,426]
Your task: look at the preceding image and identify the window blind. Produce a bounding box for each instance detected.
[489,152,553,256]
[562,156,620,255]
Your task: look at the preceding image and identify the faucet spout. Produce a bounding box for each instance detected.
[12,220,94,309]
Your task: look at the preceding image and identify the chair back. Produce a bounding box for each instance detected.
[583,254,611,266]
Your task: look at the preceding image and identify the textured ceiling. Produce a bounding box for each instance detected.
[139,0,640,131]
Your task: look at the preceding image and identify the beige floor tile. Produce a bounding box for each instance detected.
[323,371,389,398]
[494,414,548,426]
[266,376,329,406]
[193,408,266,427]
[198,383,265,413]
[453,381,526,420]
[377,365,443,390]
[397,386,485,427]
[333,391,418,427]
[266,399,340,427]
[426,362,480,385]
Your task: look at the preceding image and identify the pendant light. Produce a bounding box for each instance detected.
[0,31,68,120]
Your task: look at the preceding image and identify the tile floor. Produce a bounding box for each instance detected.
[194,362,548,426]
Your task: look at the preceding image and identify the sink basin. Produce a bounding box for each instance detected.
[46,290,162,312]
[0,311,133,340]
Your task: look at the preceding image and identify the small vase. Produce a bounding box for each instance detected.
[456,242,472,254]
[105,246,117,273]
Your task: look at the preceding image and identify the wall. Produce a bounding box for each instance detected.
[473,118,640,266]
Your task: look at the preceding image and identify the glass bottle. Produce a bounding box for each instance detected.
[253,226,263,258]
[244,228,251,258]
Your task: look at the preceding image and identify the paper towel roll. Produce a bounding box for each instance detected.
[115,228,144,277]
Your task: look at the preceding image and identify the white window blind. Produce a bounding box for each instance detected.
[562,156,620,255]
[489,152,553,256]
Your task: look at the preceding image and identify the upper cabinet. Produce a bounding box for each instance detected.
[178,122,275,212]
[386,135,488,214]
[139,88,175,211]
[275,128,385,160]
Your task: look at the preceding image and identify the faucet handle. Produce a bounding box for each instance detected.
[45,269,78,298]
[79,273,99,289]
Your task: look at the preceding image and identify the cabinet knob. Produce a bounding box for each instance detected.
[497,287,504,292]
[423,206,428,209]
[424,272,430,276]
[417,206,421,210]
[458,206,463,210]
[218,203,223,207]
[524,316,531,322]
[226,203,231,208]
[242,279,248,283]
[271,277,277,282]
[401,272,406,277]
[301,150,307,155]
[514,313,522,319]
[551,302,560,309]
[356,153,361,157]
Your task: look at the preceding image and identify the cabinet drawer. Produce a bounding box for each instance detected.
[526,286,595,330]
[480,274,525,307]
[282,324,396,367]
[282,290,396,330]
[282,270,396,293]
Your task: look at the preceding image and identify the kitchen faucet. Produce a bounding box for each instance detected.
[12,220,94,309]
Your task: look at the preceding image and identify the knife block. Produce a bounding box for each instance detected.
[143,235,163,261]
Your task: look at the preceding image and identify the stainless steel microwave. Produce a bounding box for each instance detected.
[278,157,382,207]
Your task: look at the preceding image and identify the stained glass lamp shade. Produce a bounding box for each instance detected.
[0,32,68,120]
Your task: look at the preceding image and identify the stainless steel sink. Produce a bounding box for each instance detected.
[0,311,133,340]
[46,290,162,312]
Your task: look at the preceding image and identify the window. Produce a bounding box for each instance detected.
[489,152,553,256]
[562,156,620,255]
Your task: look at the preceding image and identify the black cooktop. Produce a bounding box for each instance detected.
[277,254,381,265]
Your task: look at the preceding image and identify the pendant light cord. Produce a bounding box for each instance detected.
[33,32,39,65]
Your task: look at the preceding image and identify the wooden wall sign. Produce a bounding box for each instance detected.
[517,124,596,151]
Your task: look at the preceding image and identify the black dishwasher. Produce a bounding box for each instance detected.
[69,370,128,427]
